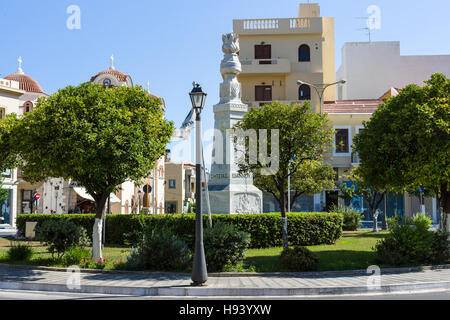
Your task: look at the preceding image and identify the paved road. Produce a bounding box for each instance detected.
[1,289,450,300]
[1,264,450,297]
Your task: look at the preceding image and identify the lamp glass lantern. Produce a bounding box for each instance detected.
[189,83,207,112]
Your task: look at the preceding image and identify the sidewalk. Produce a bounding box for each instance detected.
[0,264,449,297]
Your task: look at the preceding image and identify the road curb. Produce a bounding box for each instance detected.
[0,279,449,297]
[1,263,449,278]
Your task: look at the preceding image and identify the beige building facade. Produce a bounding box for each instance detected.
[234,3,439,223]
[234,3,335,113]
[164,161,196,214]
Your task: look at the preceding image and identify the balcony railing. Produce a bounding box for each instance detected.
[233,17,321,35]
[240,58,291,74]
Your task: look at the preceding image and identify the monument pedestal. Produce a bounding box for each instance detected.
[202,33,263,214]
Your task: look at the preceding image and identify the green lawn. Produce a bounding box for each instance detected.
[0,237,131,270]
[244,230,389,272]
[0,230,388,272]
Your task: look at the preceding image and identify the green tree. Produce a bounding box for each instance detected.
[353,73,450,231]
[12,82,174,259]
[234,101,334,249]
[0,113,21,172]
[338,169,387,231]
[254,160,335,212]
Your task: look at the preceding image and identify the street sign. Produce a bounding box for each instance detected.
[143,185,152,193]
[34,193,40,200]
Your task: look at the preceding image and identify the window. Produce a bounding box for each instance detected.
[24,101,33,113]
[335,128,349,153]
[255,85,272,101]
[0,107,5,119]
[103,78,112,87]
[298,84,311,100]
[298,44,310,62]
[254,44,271,63]
[168,179,176,189]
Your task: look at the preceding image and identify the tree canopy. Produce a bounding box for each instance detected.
[234,101,334,248]
[13,82,174,214]
[353,73,450,228]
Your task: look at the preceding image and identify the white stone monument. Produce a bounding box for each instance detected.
[202,33,263,214]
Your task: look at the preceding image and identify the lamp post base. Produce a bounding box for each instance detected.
[190,281,208,287]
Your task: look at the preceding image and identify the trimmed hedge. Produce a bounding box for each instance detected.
[16,212,343,248]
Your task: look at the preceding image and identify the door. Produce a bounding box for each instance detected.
[254,45,271,59]
[255,85,272,102]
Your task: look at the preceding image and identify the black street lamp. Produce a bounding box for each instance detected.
[189,82,208,286]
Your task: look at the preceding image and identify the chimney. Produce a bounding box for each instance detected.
[298,3,320,18]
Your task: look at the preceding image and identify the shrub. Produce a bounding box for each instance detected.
[413,213,432,232]
[279,246,320,272]
[17,212,343,248]
[386,216,400,230]
[329,204,362,231]
[375,218,450,266]
[203,222,251,272]
[35,220,90,259]
[430,231,450,264]
[81,257,109,269]
[63,247,91,266]
[6,242,34,261]
[126,227,191,271]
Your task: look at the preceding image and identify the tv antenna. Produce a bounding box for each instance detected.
[355,17,372,42]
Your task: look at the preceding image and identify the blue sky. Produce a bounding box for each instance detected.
[1,0,449,163]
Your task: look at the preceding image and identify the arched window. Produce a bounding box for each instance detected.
[298,44,310,62]
[299,84,311,101]
[24,101,33,113]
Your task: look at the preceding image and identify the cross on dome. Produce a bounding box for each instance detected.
[16,56,24,75]
[110,54,115,70]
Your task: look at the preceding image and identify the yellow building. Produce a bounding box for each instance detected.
[234,3,438,222]
[164,161,196,214]
[234,3,335,113]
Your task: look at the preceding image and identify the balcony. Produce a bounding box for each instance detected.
[233,17,322,35]
[240,58,291,74]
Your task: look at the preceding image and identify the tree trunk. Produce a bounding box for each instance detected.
[92,218,103,261]
[280,187,289,250]
[92,194,108,261]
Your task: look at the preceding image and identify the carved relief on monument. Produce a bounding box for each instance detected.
[233,193,262,214]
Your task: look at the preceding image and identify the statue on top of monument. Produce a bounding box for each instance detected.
[219,32,242,104]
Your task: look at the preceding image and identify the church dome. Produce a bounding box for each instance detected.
[90,69,129,83]
[5,73,43,93]
[5,57,44,93]
[90,55,133,87]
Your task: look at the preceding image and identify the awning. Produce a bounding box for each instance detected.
[73,187,120,203]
